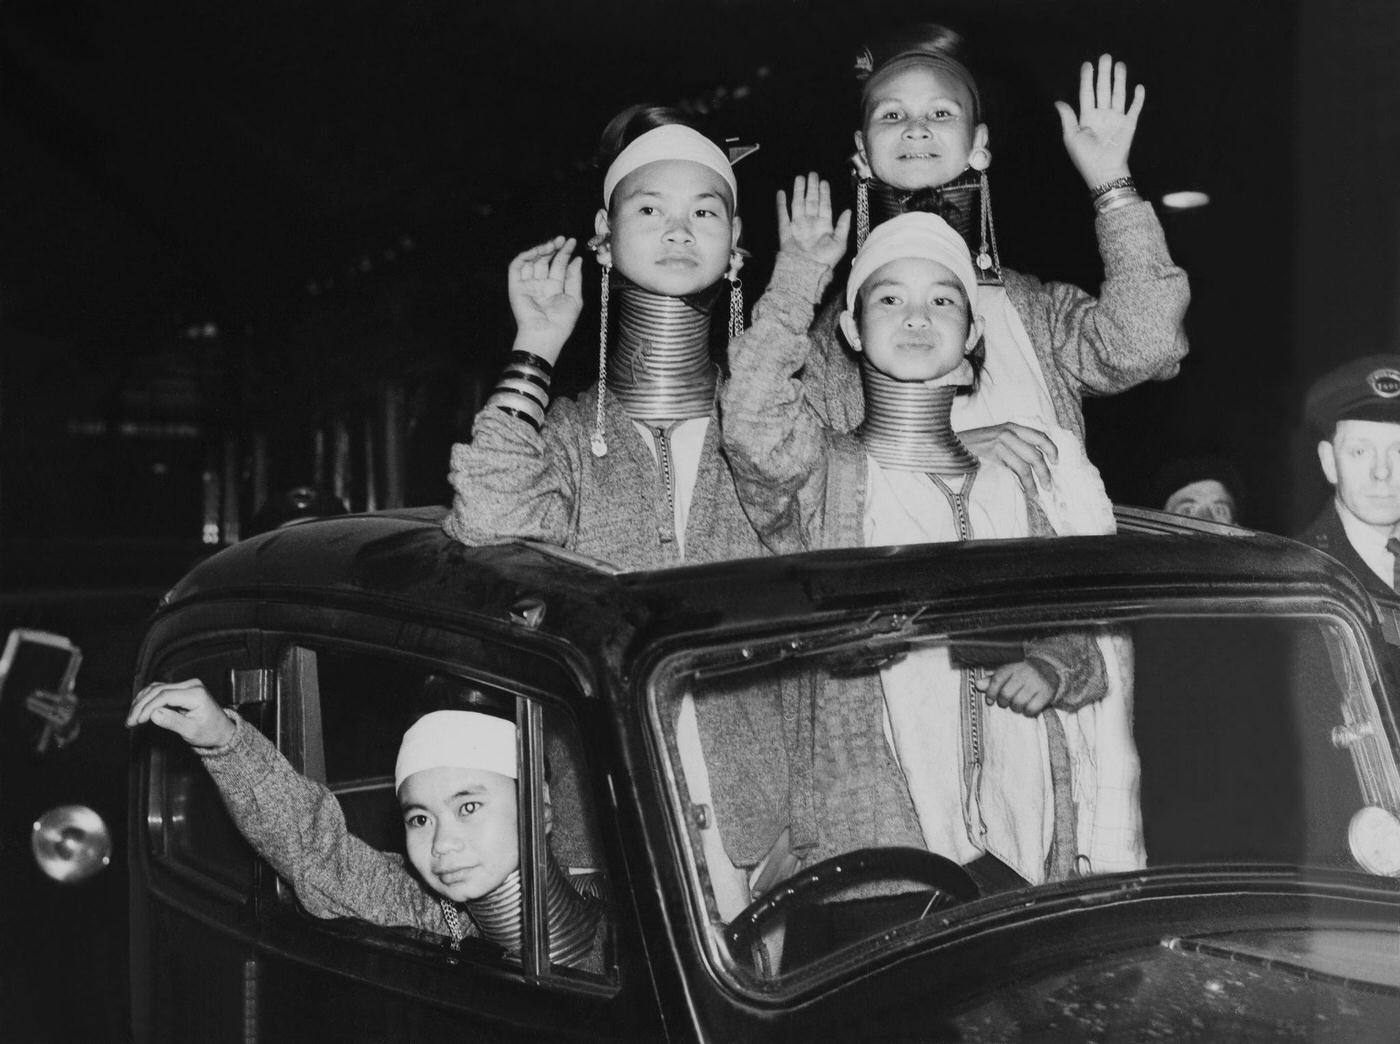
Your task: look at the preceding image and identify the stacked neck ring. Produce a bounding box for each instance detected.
[856,168,1001,282]
[607,277,718,424]
[440,847,601,968]
[855,364,978,474]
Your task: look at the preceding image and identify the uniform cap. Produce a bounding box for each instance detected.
[1304,355,1400,434]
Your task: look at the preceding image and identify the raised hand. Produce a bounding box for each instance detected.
[957,422,1059,495]
[777,172,852,269]
[507,236,584,365]
[127,678,236,749]
[1053,54,1145,190]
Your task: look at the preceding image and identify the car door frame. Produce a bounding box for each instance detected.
[131,594,671,1043]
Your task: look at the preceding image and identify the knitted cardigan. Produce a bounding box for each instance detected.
[717,250,1107,878]
[438,247,869,571]
[803,199,1190,439]
[198,715,606,971]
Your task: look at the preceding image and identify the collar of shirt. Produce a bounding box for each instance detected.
[1334,497,1397,589]
[632,417,710,559]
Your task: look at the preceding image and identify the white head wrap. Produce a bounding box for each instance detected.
[394,710,517,791]
[845,212,978,312]
[601,125,737,208]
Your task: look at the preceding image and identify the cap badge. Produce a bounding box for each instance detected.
[1367,368,1400,398]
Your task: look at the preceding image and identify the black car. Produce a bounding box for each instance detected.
[128,507,1400,1042]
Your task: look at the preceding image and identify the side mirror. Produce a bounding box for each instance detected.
[0,628,83,752]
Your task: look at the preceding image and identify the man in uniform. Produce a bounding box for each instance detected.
[1298,355,1400,603]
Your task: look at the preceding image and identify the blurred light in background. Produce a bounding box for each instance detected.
[1161,190,1211,211]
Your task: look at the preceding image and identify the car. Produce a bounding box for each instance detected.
[127,506,1400,1042]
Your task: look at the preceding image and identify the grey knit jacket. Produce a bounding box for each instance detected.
[200,715,457,935]
[198,715,605,966]
[445,370,769,571]
[803,199,1190,439]
[713,250,1107,877]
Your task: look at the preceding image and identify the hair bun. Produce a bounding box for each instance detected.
[594,104,697,170]
[855,22,969,81]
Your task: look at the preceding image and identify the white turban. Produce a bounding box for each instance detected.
[845,212,978,311]
[601,125,737,208]
[394,710,517,791]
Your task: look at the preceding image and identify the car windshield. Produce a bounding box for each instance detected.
[647,601,1400,990]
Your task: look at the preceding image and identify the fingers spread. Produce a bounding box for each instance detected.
[1054,100,1078,138]
[1078,60,1095,115]
[1096,54,1113,109]
[1111,60,1128,111]
[1128,83,1146,121]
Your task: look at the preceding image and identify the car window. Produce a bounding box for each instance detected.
[144,647,260,898]
[282,644,613,982]
[649,603,1400,991]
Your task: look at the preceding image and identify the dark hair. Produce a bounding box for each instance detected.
[419,674,514,721]
[855,23,982,125]
[1150,455,1245,516]
[593,104,701,171]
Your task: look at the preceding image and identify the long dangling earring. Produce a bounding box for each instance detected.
[976,169,1001,279]
[727,255,744,342]
[591,262,611,457]
[855,176,871,248]
[968,147,1000,279]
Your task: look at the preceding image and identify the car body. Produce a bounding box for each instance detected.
[128,507,1400,1042]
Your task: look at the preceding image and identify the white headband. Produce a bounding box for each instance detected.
[845,212,978,312]
[601,125,737,208]
[394,710,517,791]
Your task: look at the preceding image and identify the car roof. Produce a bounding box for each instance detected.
[154,506,1381,660]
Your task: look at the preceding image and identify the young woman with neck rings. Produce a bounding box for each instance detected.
[446,105,772,570]
[445,109,814,922]
[803,23,1190,494]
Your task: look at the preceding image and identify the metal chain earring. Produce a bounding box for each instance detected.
[856,176,871,248]
[591,263,611,457]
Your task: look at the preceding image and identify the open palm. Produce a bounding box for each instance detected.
[1054,54,1145,189]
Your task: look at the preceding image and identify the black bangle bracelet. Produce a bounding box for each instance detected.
[493,404,543,432]
[509,350,554,376]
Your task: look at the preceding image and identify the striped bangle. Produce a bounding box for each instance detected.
[487,351,554,430]
[1093,187,1142,214]
[488,391,547,430]
[1089,175,1136,201]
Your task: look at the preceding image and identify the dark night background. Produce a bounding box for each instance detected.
[2,0,1397,561]
[0,1,1397,1037]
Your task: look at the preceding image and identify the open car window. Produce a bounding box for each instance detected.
[649,603,1400,991]
[280,644,613,983]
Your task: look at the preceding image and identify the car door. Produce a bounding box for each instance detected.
[132,608,667,1043]
[129,631,270,1044]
